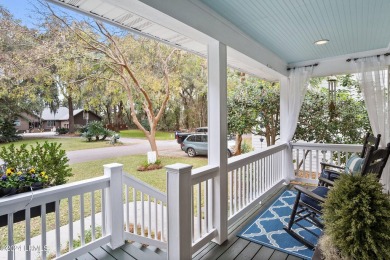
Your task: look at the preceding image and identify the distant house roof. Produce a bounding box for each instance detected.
[41,107,100,121]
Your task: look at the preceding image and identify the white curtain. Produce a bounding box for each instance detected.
[354,56,390,192]
[281,67,313,181]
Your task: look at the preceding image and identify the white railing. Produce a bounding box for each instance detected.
[122,173,167,249]
[190,165,219,253]
[292,142,362,184]
[0,175,111,260]
[165,143,290,259]
[1,143,295,260]
[227,143,288,225]
[0,163,169,260]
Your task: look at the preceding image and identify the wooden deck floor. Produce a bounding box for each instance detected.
[79,185,308,260]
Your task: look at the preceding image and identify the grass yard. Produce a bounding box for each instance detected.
[120,129,174,140]
[70,154,208,192]
[0,137,126,151]
[0,155,207,249]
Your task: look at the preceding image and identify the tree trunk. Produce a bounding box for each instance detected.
[105,105,112,125]
[67,96,75,133]
[295,150,312,175]
[235,134,243,155]
[265,126,271,146]
[174,106,180,130]
[147,124,159,157]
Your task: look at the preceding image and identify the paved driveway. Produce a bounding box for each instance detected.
[67,138,187,164]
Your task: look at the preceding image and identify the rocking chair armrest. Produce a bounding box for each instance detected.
[294,185,326,204]
[318,177,335,187]
[320,162,344,170]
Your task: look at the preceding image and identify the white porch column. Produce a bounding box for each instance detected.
[166,163,193,260]
[280,77,294,183]
[208,40,228,244]
[104,163,124,249]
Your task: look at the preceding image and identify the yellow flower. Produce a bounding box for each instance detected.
[17,171,22,176]
[44,176,48,180]
[41,171,46,176]
[6,168,12,175]
[29,168,35,174]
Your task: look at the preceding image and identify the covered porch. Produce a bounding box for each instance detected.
[3,0,390,259]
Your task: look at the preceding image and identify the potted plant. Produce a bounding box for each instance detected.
[0,142,72,226]
[0,166,49,196]
[318,173,390,260]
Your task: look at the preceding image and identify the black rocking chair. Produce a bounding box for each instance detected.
[284,143,390,250]
[320,133,381,181]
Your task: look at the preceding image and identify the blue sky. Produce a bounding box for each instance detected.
[1,0,39,27]
[1,0,84,28]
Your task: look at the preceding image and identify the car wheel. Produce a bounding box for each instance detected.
[187,148,196,157]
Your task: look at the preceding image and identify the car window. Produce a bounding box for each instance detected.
[201,135,208,142]
[187,136,195,142]
[194,135,202,142]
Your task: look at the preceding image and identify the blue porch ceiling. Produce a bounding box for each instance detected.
[200,0,390,64]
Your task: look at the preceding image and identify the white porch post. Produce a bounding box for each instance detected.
[104,163,124,249]
[208,40,228,244]
[166,163,193,260]
[280,77,294,183]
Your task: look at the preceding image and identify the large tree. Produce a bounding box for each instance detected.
[0,6,58,124]
[294,75,370,144]
[227,71,280,154]
[47,5,180,154]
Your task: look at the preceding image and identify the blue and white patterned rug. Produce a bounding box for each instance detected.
[237,190,322,260]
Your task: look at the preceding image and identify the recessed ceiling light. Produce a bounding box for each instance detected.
[314,39,329,45]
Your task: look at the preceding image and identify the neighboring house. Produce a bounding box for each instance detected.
[14,107,102,132]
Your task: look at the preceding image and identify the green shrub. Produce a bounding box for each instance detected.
[81,121,115,141]
[322,173,390,260]
[56,127,69,135]
[0,142,72,186]
[0,119,21,143]
[241,142,254,154]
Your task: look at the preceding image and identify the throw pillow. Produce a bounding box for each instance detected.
[345,154,365,175]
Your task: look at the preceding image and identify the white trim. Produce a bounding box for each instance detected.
[191,228,218,254]
[289,48,390,77]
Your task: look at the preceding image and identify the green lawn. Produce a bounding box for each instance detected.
[70,154,207,192]
[0,137,126,151]
[120,129,174,140]
[0,155,207,248]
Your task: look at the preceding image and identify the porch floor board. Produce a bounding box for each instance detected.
[194,185,305,260]
[82,185,310,260]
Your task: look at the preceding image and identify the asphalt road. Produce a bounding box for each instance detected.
[67,138,187,164]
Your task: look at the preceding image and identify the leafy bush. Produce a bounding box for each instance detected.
[0,119,21,143]
[81,121,115,142]
[0,142,72,186]
[322,173,390,260]
[56,127,69,135]
[241,142,254,154]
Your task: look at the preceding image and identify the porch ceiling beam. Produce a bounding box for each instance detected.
[289,48,390,77]
[105,0,288,78]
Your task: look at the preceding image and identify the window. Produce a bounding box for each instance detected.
[187,136,195,142]
[47,120,55,127]
[194,135,204,142]
[14,118,21,126]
